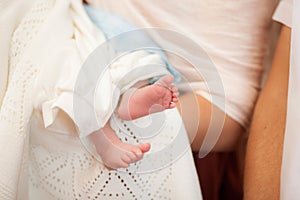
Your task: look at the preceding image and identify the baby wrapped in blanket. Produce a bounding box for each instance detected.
[0,0,204,198]
[73,5,181,169]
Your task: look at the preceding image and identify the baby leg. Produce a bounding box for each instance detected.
[90,122,151,169]
[117,74,179,120]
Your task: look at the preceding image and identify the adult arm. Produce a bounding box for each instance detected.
[244,25,291,200]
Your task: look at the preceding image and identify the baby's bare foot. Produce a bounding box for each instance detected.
[101,140,150,169]
[118,75,178,120]
[90,124,151,169]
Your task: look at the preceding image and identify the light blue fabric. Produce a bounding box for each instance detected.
[84,5,181,83]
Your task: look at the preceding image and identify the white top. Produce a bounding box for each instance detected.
[273,0,293,27]
[89,0,278,129]
[273,0,300,199]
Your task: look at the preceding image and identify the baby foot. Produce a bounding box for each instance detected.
[118,75,179,120]
[102,140,150,170]
[90,123,151,169]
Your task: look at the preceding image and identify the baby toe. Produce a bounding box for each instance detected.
[132,148,144,161]
[132,147,142,156]
[121,154,132,164]
[139,143,151,153]
[104,160,128,170]
[118,161,129,169]
[131,152,143,163]
[171,85,178,92]
[127,151,138,162]
[172,97,178,103]
[169,102,177,108]
[105,165,114,171]
[172,91,179,98]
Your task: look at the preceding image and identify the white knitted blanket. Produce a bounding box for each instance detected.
[0,0,202,199]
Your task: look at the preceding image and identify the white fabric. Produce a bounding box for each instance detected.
[0,0,36,107]
[274,0,300,199]
[0,0,103,198]
[273,0,293,27]
[89,0,278,129]
[0,0,202,199]
[30,109,202,200]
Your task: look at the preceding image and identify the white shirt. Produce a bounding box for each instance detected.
[89,0,279,129]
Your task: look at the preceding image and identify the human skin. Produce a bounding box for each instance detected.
[244,25,291,200]
[90,75,178,169]
[176,25,291,199]
[177,92,244,152]
[118,75,178,120]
